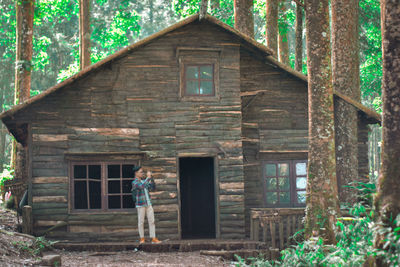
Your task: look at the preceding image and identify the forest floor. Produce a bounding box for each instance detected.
[0,202,232,266]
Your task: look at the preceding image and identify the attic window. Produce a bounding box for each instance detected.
[185,65,214,96]
[71,162,136,211]
[177,47,220,101]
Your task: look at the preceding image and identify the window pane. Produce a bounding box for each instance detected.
[89,165,101,180]
[266,178,277,190]
[186,66,198,79]
[278,177,290,190]
[108,196,121,209]
[122,180,131,193]
[278,163,289,176]
[108,165,120,178]
[297,191,306,204]
[123,195,134,209]
[266,192,277,205]
[200,65,213,79]
[74,165,86,179]
[108,180,120,193]
[296,177,307,189]
[89,181,101,209]
[186,80,198,95]
[279,192,290,204]
[296,162,307,175]
[266,164,276,176]
[200,81,213,95]
[74,181,88,209]
[122,164,135,178]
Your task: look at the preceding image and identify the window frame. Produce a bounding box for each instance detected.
[184,64,215,96]
[262,160,307,208]
[69,161,138,213]
[177,48,220,102]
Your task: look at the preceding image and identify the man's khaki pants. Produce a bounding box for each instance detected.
[137,205,155,238]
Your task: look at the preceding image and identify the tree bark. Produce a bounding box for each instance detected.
[200,0,208,20]
[211,0,220,10]
[15,0,34,104]
[295,2,303,71]
[374,0,400,256]
[278,1,290,65]
[266,0,279,57]
[234,0,254,38]
[332,0,360,204]
[12,0,34,180]
[304,0,340,245]
[79,0,91,70]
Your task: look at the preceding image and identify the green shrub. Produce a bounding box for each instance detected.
[13,236,56,257]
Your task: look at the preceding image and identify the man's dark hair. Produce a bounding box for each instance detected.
[133,165,142,175]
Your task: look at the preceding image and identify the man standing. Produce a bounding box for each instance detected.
[132,166,161,244]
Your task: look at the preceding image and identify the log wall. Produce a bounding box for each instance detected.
[240,49,308,236]
[13,21,246,240]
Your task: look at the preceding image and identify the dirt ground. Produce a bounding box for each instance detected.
[0,203,234,266]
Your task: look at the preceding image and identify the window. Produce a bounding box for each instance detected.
[71,162,136,211]
[185,65,214,96]
[263,160,307,207]
[177,47,220,101]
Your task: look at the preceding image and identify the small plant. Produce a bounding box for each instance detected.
[0,166,14,190]
[13,236,56,256]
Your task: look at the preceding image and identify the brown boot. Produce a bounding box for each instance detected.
[139,238,145,244]
[151,237,161,244]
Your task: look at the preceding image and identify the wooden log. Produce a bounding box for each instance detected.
[22,206,33,235]
[270,221,276,249]
[279,220,284,249]
[32,196,67,203]
[33,177,68,184]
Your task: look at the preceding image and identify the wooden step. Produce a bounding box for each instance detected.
[53,239,267,252]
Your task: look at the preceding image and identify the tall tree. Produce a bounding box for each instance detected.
[12,0,34,180]
[294,2,303,71]
[278,1,289,65]
[200,0,208,20]
[304,0,340,244]
[79,0,91,70]
[266,0,279,57]
[15,0,34,104]
[234,0,254,37]
[374,0,400,257]
[332,0,360,204]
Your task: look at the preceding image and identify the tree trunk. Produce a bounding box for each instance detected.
[200,0,208,20]
[15,0,34,104]
[234,0,254,38]
[295,2,303,72]
[304,0,339,245]
[211,0,220,10]
[374,0,400,258]
[332,0,360,204]
[79,0,91,70]
[0,89,5,172]
[12,0,34,180]
[266,0,279,57]
[278,1,290,65]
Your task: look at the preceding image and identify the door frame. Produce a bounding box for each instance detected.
[176,154,220,239]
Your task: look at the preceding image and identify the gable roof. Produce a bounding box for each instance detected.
[0,13,380,140]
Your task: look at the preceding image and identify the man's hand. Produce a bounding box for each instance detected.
[147,171,152,178]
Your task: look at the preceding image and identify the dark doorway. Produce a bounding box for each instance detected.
[179,157,216,239]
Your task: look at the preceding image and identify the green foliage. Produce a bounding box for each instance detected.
[13,236,56,256]
[234,183,400,267]
[0,166,14,189]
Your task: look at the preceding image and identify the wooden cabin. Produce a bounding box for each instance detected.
[0,14,380,242]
